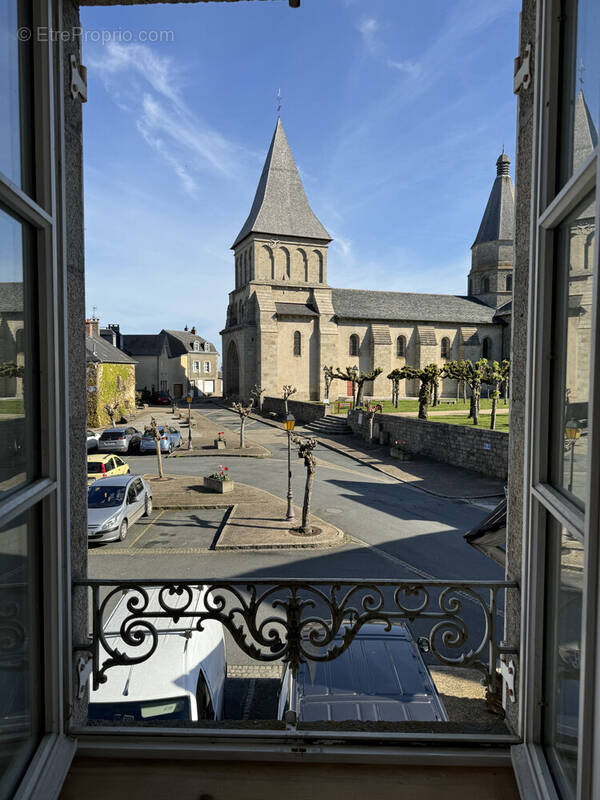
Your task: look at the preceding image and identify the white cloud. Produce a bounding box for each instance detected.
[356,17,380,53]
[387,59,422,79]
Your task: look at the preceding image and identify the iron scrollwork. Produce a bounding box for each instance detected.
[75,578,517,707]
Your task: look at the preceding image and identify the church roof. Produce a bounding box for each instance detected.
[472,153,515,247]
[232,118,331,248]
[331,288,497,324]
[573,90,599,172]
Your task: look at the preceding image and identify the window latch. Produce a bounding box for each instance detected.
[513,43,531,94]
[500,656,516,706]
[70,54,88,102]
[76,652,93,698]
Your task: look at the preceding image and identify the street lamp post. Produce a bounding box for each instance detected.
[283,413,296,520]
[186,394,193,450]
[352,364,359,408]
[565,419,581,493]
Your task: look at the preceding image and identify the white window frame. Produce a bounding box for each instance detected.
[0,0,76,795]
[203,361,210,374]
[193,361,200,373]
[513,1,600,797]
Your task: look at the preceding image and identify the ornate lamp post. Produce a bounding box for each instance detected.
[352,364,359,408]
[565,419,581,493]
[283,413,296,520]
[186,394,193,450]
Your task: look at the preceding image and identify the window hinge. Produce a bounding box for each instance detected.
[500,655,516,706]
[76,652,93,698]
[70,54,88,102]
[513,43,532,94]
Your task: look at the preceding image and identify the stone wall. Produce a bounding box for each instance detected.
[262,396,326,423]
[348,410,508,480]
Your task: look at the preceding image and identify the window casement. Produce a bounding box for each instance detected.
[193,361,200,373]
[517,1,600,798]
[293,330,301,356]
[506,274,513,292]
[440,337,450,360]
[349,333,359,357]
[203,361,210,374]
[193,341,200,352]
[396,335,406,357]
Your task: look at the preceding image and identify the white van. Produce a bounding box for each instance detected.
[89,586,226,723]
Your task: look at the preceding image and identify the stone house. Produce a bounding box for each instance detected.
[221,120,514,401]
[85,319,136,428]
[122,327,220,399]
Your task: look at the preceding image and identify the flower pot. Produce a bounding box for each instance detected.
[204,476,234,493]
[390,446,411,461]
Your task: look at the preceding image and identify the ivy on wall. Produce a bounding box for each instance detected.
[87,362,136,427]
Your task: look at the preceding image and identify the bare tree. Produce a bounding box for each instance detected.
[292,435,318,534]
[387,368,403,408]
[484,359,510,430]
[146,416,164,478]
[104,400,121,427]
[232,399,254,448]
[282,385,297,415]
[363,401,383,441]
[355,368,383,405]
[445,359,488,425]
[250,384,265,412]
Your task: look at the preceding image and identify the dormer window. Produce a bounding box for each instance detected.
[193,341,200,352]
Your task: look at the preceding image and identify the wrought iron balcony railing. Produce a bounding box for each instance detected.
[73,577,518,712]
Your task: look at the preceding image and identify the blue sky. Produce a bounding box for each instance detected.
[81,0,520,358]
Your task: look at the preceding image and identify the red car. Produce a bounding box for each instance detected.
[151,391,172,405]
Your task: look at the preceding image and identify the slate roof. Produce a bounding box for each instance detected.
[330,288,497,324]
[573,90,599,172]
[0,283,23,313]
[417,326,437,346]
[122,334,165,357]
[472,154,515,246]
[86,335,137,365]
[275,302,318,317]
[162,330,218,355]
[496,300,512,317]
[370,324,392,345]
[232,118,331,248]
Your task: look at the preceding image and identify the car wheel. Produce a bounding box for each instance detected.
[118,519,128,541]
[144,496,152,516]
[127,467,131,473]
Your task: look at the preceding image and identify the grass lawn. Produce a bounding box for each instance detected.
[429,413,510,433]
[0,398,24,414]
[330,397,507,415]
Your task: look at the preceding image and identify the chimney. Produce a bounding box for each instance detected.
[191,326,197,335]
[85,317,100,338]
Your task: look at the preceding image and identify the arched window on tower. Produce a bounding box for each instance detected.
[506,274,512,292]
[396,335,406,357]
[441,337,451,360]
[349,334,359,357]
[468,277,473,295]
[483,276,490,293]
[482,337,491,360]
[293,331,302,356]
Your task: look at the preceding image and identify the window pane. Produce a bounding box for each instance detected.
[551,192,595,507]
[546,523,583,799]
[0,207,39,499]
[560,0,599,184]
[0,0,32,190]
[0,511,41,797]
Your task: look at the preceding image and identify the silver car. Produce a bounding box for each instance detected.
[87,475,153,544]
[98,427,142,454]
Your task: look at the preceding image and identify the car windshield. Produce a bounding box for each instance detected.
[88,485,126,508]
[87,463,105,474]
[88,696,191,722]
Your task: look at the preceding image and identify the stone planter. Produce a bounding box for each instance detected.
[390,446,411,461]
[214,439,226,449]
[203,476,234,493]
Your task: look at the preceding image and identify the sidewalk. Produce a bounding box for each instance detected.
[145,474,345,550]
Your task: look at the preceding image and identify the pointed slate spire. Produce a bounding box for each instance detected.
[573,90,599,172]
[472,153,515,247]
[232,118,331,248]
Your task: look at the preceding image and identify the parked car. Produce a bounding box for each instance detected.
[139,425,177,454]
[87,475,152,543]
[88,586,226,722]
[87,454,130,485]
[98,426,142,454]
[166,425,183,448]
[278,623,448,724]
[151,391,172,405]
[86,429,101,452]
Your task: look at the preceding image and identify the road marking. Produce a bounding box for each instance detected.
[128,509,164,547]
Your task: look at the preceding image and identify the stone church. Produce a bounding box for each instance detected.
[221,118,515,401]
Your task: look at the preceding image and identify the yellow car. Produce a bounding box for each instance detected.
[87,454,130,485]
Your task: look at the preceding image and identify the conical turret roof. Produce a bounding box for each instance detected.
[472,153,515,247]
[232,118,331,248]
[573,90,598,172]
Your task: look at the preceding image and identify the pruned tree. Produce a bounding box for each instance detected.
[104,400,121,427]
[356,368,383,405]
[250,384,265,412]
[232,399,254,448]
[292,435,318,534]
[484,359,510,430]
[387,368,403,408]
[328,367,383,406]
[363,401,383,441]
[282,385,297,415]
[396,364,442,420]
[328,367,358,405]
[446,359,489,425]
[0,361,24,378]
[146,416,164,478]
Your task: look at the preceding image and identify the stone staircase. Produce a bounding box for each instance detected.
[302,415,352,437]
